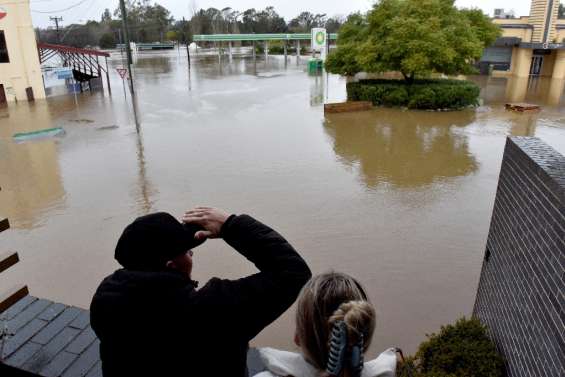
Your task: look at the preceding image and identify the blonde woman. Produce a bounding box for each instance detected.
[255,272,397,377]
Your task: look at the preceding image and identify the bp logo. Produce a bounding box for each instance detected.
[315,31,325,45]
[0,7,7,21]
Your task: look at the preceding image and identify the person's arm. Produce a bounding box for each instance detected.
[182,208,312,341]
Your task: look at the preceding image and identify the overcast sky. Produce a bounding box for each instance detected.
[28,0,545,28]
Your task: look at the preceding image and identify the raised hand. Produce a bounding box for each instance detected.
[182,207,231,241]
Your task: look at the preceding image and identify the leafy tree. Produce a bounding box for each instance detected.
[414,317,504,377]
[99,32,116,48]
[325,16,345,33]
[326,0,501,82]
[325,13,368,76]
[101,8,112,23]
[165,30,178,41]
[560,4,565,19]
[288,12,327,32]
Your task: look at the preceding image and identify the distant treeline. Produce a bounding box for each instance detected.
[36,1,345,49]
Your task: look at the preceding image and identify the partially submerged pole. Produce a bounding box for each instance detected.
[228,41,233,62]
[119,0,135,96]
[284,42,288,66]
[252,41,256,62]
[264,41,268,61]
[105,56,111,95]
[296,40,301,64]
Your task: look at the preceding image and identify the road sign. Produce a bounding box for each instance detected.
[55,68,73,80]
[116,68,128,79]
[311,28,327,52]
[0,7,6,21]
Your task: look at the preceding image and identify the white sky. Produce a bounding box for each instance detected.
[28,0,545,28]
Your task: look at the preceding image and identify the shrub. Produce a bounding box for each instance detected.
[398,317,505,377]
[99,33,116,49]
[346,79,480,110]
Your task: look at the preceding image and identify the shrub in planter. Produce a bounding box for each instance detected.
[398,317,504,377]
[346,79,480,110]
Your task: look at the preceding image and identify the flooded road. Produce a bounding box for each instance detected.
[1,50,565,356]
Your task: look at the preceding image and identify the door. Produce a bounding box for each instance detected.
[530,56,544,75]
[0,84,6,107]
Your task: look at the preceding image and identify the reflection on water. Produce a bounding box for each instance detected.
[133,129,156,214]
[0,51,564,355]
[324,109,478,188]
[477,76,565,107]
[0,102,66,229]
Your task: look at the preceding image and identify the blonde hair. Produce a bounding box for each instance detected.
[295,272,376,375]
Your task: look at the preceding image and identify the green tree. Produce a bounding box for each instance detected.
[560,3,565,19]
[413,317,504,377]
[99,32,116,48]
[325,16,345,33]
[165,30,178,41]
[288,11,327,32]
[324,13,368,76]
[326,0,500,82]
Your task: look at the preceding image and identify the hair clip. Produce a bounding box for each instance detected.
[325,321,348,376]
[349,334,364,377]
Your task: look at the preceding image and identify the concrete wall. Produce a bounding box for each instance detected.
[0,0,45,102]
[474,137,564,377]
[529,0,559,43]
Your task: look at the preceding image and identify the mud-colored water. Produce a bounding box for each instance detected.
[1,51,564,356]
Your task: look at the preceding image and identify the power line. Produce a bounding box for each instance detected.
[49,16,63,42]
[32,0,91,14]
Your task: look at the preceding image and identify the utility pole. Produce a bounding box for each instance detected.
[50,16,63,43]
[119,0,135,96]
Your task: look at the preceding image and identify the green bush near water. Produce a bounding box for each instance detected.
[346,79,480,110]
[397,317,505,377]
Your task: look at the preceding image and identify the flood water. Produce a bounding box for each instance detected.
[1,50,565,357]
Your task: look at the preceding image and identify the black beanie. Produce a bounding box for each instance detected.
[115,212,205,271]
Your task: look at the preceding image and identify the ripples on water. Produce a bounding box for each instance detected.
[0,51,564,355]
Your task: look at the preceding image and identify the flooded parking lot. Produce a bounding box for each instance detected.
[1,50,565,356]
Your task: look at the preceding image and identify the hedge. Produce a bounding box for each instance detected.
[397,317,505,377]
[346,79,480,110]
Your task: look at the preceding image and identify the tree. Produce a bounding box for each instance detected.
[101,8,112,23]
[325,16,345,33]
[99,32,116,48]
[165,30,178,41]
[326,0,500,82]
[324,13,368,76]
[412,317,504,377]
[288,11,326,32]
[560,4,565,19]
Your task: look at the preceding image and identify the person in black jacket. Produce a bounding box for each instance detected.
[90,207,311,377]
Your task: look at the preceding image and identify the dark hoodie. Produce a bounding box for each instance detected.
[90,214,311,377]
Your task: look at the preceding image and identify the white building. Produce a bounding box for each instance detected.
[0,0,46,104]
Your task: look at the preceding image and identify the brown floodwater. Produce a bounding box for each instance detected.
[1,51,565,357]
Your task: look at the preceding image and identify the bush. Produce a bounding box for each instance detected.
[99,33,116,49]
[346,79,480,110]
[398,317,505,377]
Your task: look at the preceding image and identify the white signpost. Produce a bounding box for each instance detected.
[311,28,327,61]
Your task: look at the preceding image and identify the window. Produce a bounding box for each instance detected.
[0,31,9,63]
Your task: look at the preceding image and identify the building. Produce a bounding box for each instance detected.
[493,9,516,19]
[481,0,565,78]
[0,0,46,104]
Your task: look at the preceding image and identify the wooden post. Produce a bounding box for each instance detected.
[284,42,288,66]
[252,41,256,62]
[296,40,301,64]
[228,41,233,62]
[264,41,268,61]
